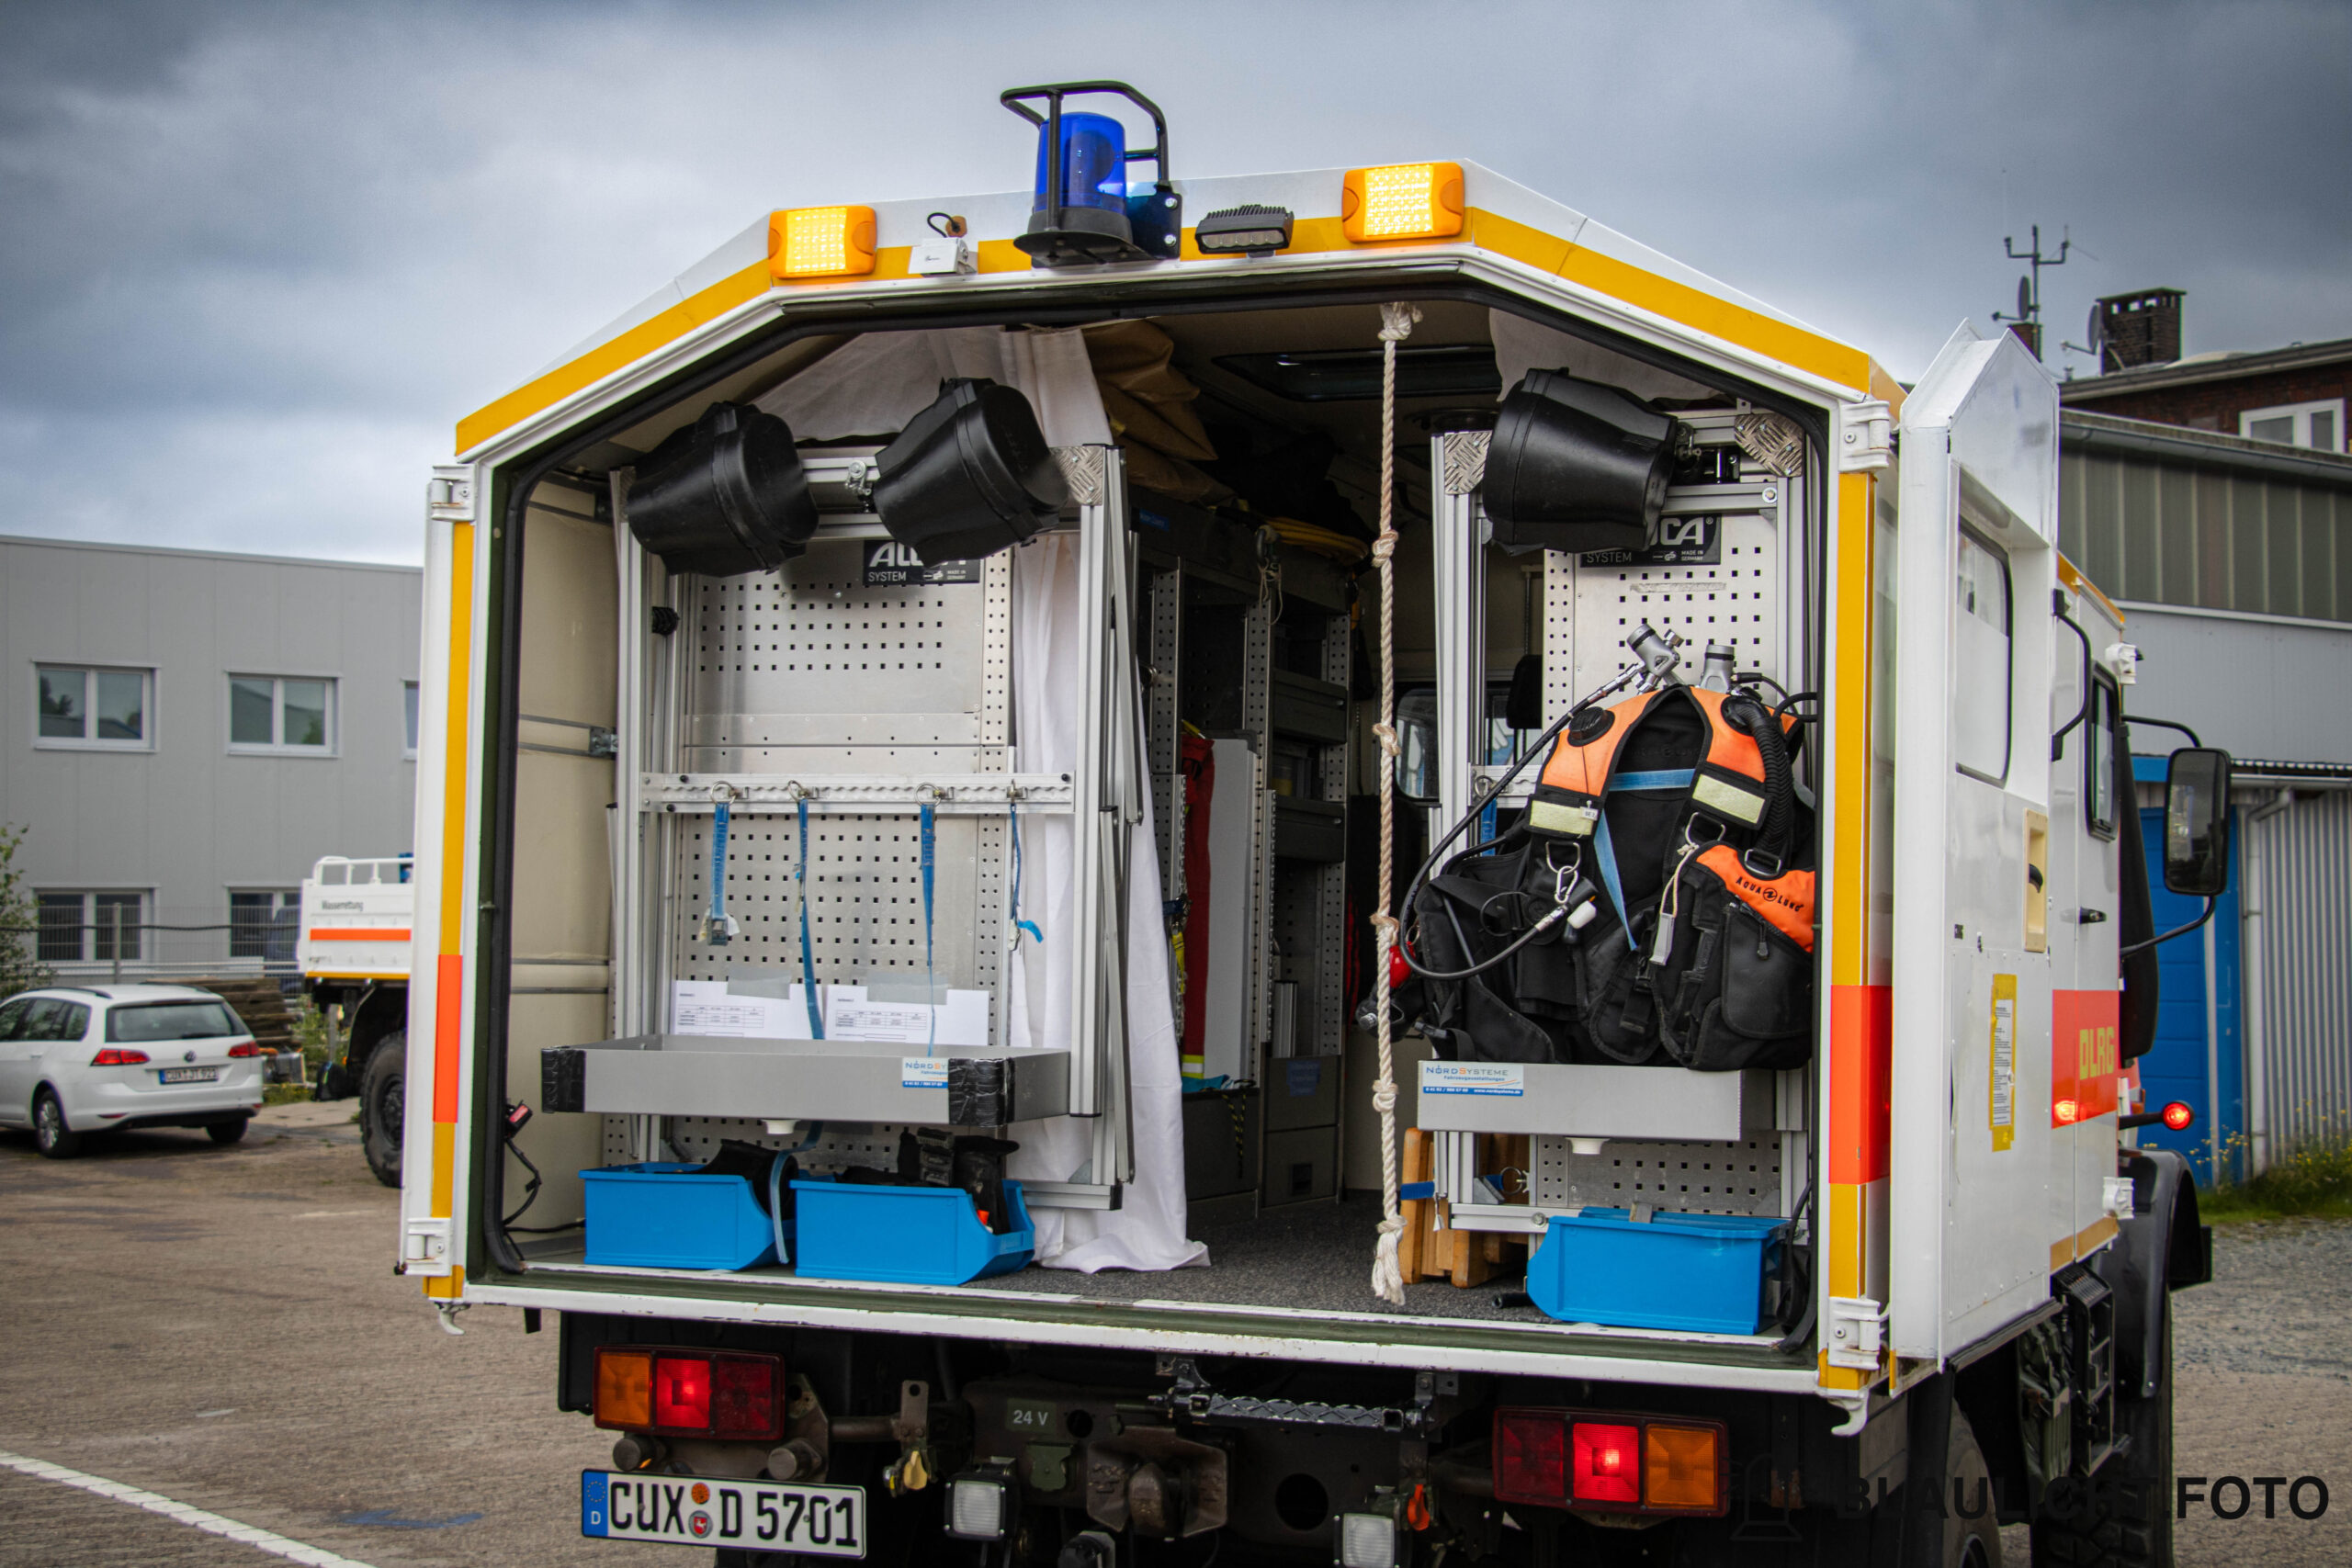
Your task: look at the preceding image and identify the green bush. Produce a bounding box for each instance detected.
[2200,1116,2352,1223]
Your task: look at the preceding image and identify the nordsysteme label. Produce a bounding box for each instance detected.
[901,1057,949,1090]
[1420,1062,1526,1097]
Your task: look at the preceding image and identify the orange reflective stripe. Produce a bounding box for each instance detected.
[1695,845,1815,952]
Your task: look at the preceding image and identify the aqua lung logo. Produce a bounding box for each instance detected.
[864,542,980,586]
[1580,512,1722,567]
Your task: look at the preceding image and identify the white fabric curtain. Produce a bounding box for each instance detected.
[755,326,1114,448]
[1004,533,1206,1272]
[1488,309,1713,405]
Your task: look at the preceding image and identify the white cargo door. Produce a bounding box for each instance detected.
[1887,324,2066,1362]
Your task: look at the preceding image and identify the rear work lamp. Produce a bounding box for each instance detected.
[1492,1407,1727,1517]
[625,400,819,577]
[1002,80,1182,265]
[873,378,1068,565]
[769,206,876,279]
[1341,162,1465,243]
[1480,370,1684,556]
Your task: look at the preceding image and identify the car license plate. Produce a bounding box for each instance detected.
[582,1471,864,1556]
[160,1066,219,1084]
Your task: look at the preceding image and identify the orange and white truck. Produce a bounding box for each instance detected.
[298,854,414,1184]
[396,82,2225,1566]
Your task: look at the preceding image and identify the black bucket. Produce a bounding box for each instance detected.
[626,401,818,576]
[1481,370,1682,555]
[873,378,1068,566]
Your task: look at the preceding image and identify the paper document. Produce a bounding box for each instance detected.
[670,979,989,1045]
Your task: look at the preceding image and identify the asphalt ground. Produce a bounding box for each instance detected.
[0,1109,2346,1566]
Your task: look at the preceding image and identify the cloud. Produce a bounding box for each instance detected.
[0,0,2344,562]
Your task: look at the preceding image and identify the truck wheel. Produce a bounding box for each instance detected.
[361,1032,405,1188]
[1945,1406,2002,1567]
[32,1089,83,1159]
[2030,1309,2172,1567]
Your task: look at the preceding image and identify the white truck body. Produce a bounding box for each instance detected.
[394,136,2204,1559]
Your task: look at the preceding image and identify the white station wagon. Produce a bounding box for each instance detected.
[0,984,268,1158]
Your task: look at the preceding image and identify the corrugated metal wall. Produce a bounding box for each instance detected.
[2244,789,2352,1165]
[2061,451,2352,623]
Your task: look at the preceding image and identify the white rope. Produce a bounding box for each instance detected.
[1370,300,1420,1305]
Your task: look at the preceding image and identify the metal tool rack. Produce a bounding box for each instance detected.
[581,446,1145,1211]
[1136,496,1353,1213]
[1421,422,1816,1229]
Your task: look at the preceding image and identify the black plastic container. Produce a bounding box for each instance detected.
[873,378,1068,565]
[625,401,817,576]
[1480,370,1683,555]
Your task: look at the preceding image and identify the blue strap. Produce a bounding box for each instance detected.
[1607,769,1696,793]
[796,797,823,1039]
[1008,800,1042,947]
[921,802,937,1054]
[1594,808,1631,931]
[707,800,732,944]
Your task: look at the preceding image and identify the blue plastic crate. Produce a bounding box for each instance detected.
[791,1179,1035,1285]
[580,1162,785,1271]
[1526,1209,1788,1335]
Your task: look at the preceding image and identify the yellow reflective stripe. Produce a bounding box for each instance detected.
[1827,473,1874,989]
[1527,800,1598,835]
[1690,773,1767,824]
[457,206,1875,456]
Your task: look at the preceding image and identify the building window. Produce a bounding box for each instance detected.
[36,890,145,963]
[403,681,420,758]
[229,890,300,962]
[229,675,336,753]
[1952,527,2013,785]
[2239,399,2345,453]
[35,665,152,750]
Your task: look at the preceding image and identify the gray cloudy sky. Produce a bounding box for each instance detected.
[3,0,2346,564]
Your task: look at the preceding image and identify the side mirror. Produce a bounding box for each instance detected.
[2163,748,2233,897]
[1395,689,1440,805]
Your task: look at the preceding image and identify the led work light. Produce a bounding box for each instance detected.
[1341,162,1464,243]
[945,1471,1013,1540]
[1193,203,1295,256]
[768,206,877,279]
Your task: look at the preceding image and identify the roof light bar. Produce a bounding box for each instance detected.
[769,206,877,279]
[1341,162,1464,243]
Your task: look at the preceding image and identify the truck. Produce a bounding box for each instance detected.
[298,854,415,1185]
[399,82,2226,1567]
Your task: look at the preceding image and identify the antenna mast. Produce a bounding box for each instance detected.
[1993,223,2070,361]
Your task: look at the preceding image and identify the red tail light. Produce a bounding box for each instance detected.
[653,1356,711,1429]
[1493,1409,1567,1506]
[228,1043,266,1058]
[2161,1100,2195,1132]
[1572,1422,1641,1505]
[91,1048,150,1066]
[1492,1408,1727,1517]
[594,1346,784,1439]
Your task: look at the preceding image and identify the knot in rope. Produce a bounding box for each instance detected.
[1372,721,1400,759]
[1370,533,1397,562]
[1371,1080,1396,1115]
[1378,301,1423,343]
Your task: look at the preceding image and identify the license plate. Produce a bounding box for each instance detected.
[159,1067,219,1084]
[582,1471,865,1556]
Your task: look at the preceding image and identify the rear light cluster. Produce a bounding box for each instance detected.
[228,1043,266,1058]
[91,1049,150,1066]
[594,1347,784,1441]
[1493,1408,1727,1517]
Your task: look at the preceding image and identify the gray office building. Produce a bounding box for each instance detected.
[2,536,421,980]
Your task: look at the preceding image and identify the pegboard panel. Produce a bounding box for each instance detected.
[662,1116,912,1175]
[603,1115,635,1164]
[1532,1134,1782,1216]
[684,537,1000,773]
[669,812,997,1012]
[1567,508,1782,694]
